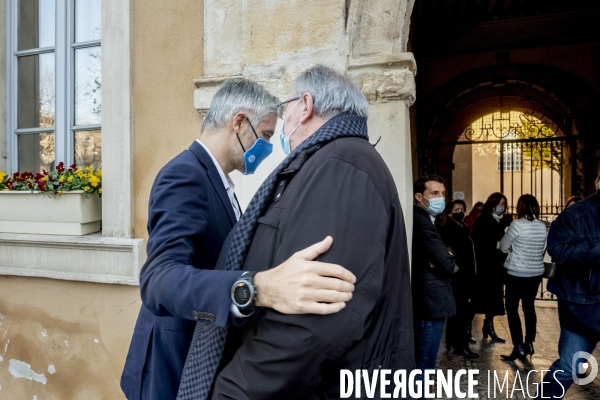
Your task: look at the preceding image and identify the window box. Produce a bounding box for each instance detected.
[0,191,101,235]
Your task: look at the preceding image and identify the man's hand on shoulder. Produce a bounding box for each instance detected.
[253,236,356,315]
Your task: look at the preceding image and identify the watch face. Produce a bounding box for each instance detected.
[234,283,251,305]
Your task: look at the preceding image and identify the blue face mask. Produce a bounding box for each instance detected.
[279,128,291,155]
[237,120,273,175]
[421,196,445,216]
[279,99,302,155]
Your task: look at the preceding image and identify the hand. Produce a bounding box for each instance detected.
[253,236,356,315]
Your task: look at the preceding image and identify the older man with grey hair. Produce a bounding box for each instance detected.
[120,78,357,400]
[177,65,414,399]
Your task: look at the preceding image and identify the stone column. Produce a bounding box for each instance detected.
[195,0,416,235]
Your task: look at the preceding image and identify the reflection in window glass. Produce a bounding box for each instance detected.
[75,0,101,43]
[18,0,56,50]
[18,133,55,173]
[75,130,102,170]
[18,53,55,129]
[74,46,101,125]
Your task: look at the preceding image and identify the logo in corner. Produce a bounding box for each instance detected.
[572,351,598,386]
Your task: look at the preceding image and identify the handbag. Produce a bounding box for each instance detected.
[544,261,556,279]
[543,248,556,279]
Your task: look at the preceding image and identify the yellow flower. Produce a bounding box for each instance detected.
[89,175,100,187]
[59,176,64,183]
[0,170,6,181]
[84,186,90,191]
[67,176,73,183]
[41,176,48,181]
[57,190,63,194]
[75,169,84,178]
[85,166,93,173]
[98,189,102,194]
[94,170,102,178]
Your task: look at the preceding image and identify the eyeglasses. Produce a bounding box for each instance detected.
[276,96,301,118]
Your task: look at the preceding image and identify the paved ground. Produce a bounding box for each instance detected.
[434,303,600,400]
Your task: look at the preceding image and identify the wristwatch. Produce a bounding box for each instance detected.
[231,271,257,312]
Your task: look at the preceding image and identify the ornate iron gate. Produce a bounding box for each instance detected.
[420,96,586,301]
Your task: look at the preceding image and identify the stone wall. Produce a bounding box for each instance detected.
[196,0,418,236]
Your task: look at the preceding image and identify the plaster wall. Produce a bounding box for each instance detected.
[0,276,139,399]
[132,0,205,241]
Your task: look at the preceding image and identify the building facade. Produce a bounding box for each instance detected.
[0,0,416,397]
[2,0,600,397]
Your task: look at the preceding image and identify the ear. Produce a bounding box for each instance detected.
[299,93,314,124]
[232,112,247,133]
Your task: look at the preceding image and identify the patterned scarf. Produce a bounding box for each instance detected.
[176,112,368,399]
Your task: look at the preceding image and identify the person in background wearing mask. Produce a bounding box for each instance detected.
[472,192,510,343]
[440,200,479,358]
[120,78,357,399]
[412,175,457,375]
[464,201,484,234]
[499,194,547,367]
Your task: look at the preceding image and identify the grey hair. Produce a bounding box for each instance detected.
[292,65,369,119]
[201,78,278,132]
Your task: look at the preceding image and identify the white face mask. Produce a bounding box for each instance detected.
[279,99,302,155]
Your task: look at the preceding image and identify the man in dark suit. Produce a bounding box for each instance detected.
[209,65,414,399]
[120,79,357,399]
[411,174,456,374]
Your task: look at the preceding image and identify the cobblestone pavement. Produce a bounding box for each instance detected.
[434,303,600,400]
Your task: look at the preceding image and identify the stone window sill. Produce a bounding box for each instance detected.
[0,233,145,285]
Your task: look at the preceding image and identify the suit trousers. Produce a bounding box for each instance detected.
[505,273,543,345]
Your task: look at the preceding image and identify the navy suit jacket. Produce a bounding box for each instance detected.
[120,141,244,399]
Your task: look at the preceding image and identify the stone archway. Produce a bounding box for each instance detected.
[418,63,600,197]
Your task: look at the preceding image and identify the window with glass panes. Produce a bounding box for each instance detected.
[7,0,101,174]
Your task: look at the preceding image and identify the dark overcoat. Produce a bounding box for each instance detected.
[549,191,600,341]
[439,219,477,286]
[472,212,508,316]
[411,206,457,320]
[212,137,415,400]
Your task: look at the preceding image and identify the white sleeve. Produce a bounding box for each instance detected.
[500,221,520,253]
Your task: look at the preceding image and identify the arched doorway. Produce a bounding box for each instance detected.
[418,64,598,218]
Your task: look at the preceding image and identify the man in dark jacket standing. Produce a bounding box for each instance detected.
[537,179,600,399]
[182,65,414,399]
[412,174,456,373]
